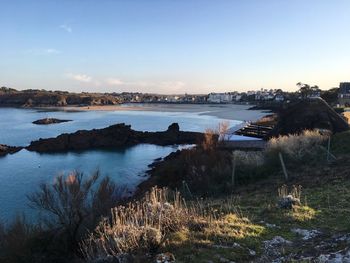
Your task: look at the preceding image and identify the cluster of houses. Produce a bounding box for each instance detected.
[339,82,350,107]
[115,93,208,104]
[207,89,285,103]
[115,82,350,106]
[115,89,288,104]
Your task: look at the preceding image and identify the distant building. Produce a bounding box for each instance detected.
[208,93,233,103]
[308,90,321,99]
[274,94,285,102]
[339,82,350,106]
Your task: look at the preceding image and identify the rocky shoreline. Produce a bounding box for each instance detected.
[26,123,204,153]
[0,144,22,157]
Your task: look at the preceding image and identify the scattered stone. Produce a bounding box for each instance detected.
[291,228,321,240]
[278,194,301,209]
[156,252,175,263]
[261,236,292,260]
[317,248,350,263]
[32,118,71,125]
[213,255,236,263]
[265,223,279,228]
[334,233,350,243]
[92,254,133,263]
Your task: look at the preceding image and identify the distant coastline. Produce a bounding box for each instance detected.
[33,103,267,122]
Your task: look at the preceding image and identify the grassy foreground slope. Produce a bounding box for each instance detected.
[82,130,350,262]
[164,159,350,262]
[160,132,350,262]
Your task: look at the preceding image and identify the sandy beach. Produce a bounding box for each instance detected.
[46,103,268,122]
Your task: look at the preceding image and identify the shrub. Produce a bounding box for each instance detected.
[233,150,265,167]
[27,171,120,254]
[81,187,190,260]
[0,216,41,263]
[266,130,329,166]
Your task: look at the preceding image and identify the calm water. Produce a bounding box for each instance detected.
[0,107,240,221]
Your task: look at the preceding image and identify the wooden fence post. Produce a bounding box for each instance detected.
[231,152,236,189]
[278,152,288,181]
[327,136,331,162]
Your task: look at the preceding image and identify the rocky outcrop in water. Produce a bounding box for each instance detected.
[0,144,22,157]
[32,118,72,125]
[26,123,204,153]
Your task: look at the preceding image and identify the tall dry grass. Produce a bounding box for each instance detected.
[81,187,189,260]
[201,121,230,151]
[278,185,302,200]
[80,187,242,261]
[266,130,329,164]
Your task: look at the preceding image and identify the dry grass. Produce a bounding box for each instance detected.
[233,150,265,167]
[278,185,302,200]
[201,121,230,151]
[266,130,329,163]
[342,111,350,124]
[255,114,277,126]
[80,187,248,261]
[201,128,218,151]
[81,187,191,260]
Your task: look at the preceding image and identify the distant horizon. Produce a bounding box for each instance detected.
[1,0,349,94]
[1,82,342,95]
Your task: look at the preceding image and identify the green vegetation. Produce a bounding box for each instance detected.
[1,130,349,262]
[331,130,350,154]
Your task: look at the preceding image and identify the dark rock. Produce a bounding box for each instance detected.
[26,123,204,153]
[278,195,301,209]
[270,98,349,137]
[32,118,71,125]
[0,144,22,157]
[167,123,180,132]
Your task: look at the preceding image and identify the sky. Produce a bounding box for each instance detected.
[0,0,349,94]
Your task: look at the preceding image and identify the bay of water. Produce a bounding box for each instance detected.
[0,107,240,221]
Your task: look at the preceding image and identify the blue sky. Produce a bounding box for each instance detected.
[0,0,349,94]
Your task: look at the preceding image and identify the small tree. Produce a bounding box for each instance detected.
[27,171,120,251]
[297,82,320,99]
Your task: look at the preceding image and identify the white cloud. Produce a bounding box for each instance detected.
[45,48,61,54]
[25,48,61,55]
[106,78,124,86]
[66,73,92,83]
[60,24,72,33]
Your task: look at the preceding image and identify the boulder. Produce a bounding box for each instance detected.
[278,195,301,209]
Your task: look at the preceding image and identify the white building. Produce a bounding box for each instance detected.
[208,93,233,103]
[274,94,285,102]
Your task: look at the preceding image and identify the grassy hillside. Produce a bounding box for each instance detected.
[83,130,350,262]
[1,130,349,262]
